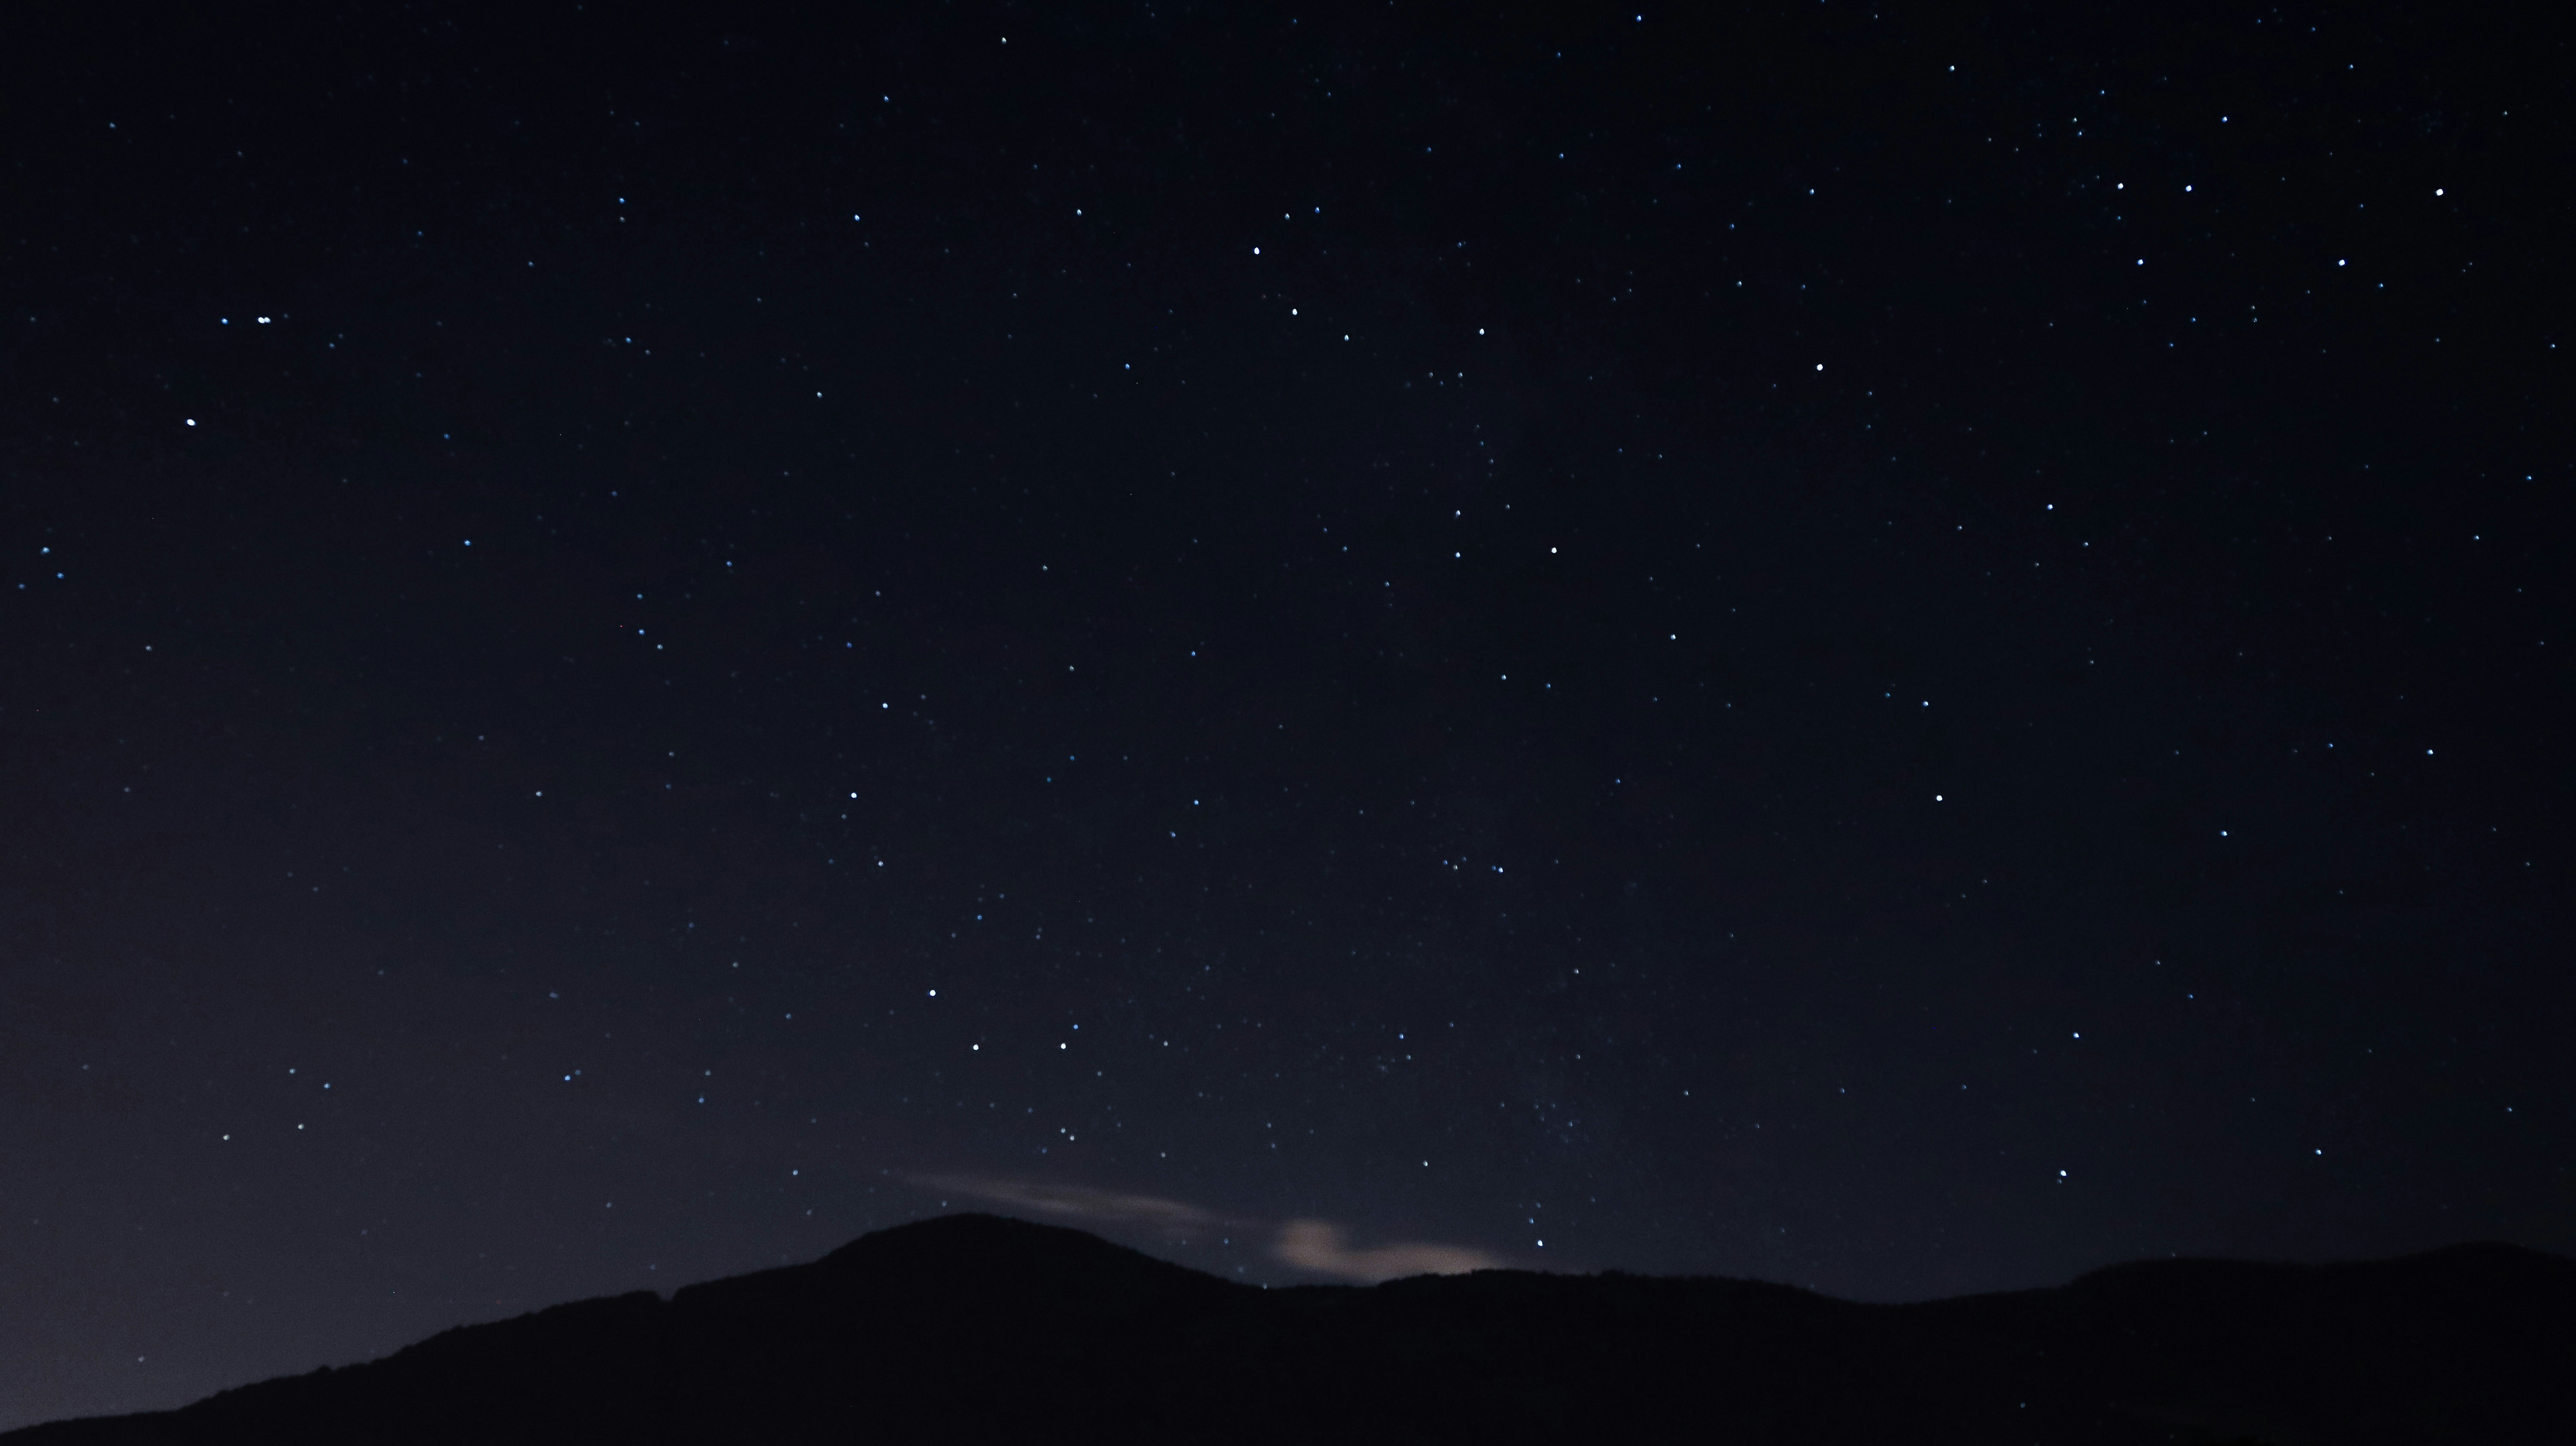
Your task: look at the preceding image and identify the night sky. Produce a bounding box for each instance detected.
[4,1,2567,1430]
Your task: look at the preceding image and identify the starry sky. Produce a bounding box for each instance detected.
[3,0,2567,1430]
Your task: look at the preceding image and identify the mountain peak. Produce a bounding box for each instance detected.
[8,1224,2568,1445]
[817,1209,1178,1271]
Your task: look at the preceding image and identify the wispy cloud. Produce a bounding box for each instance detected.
[904,1173,1504,1283]
[904,1173,1221,1231]
[1274,1218,1501,1282]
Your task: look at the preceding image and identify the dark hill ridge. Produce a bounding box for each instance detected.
[9,1216,2568,1445]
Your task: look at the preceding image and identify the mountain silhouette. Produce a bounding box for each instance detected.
[8,1215,2567,1444]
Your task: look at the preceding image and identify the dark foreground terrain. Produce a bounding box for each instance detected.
[9,1215,2568,1445]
